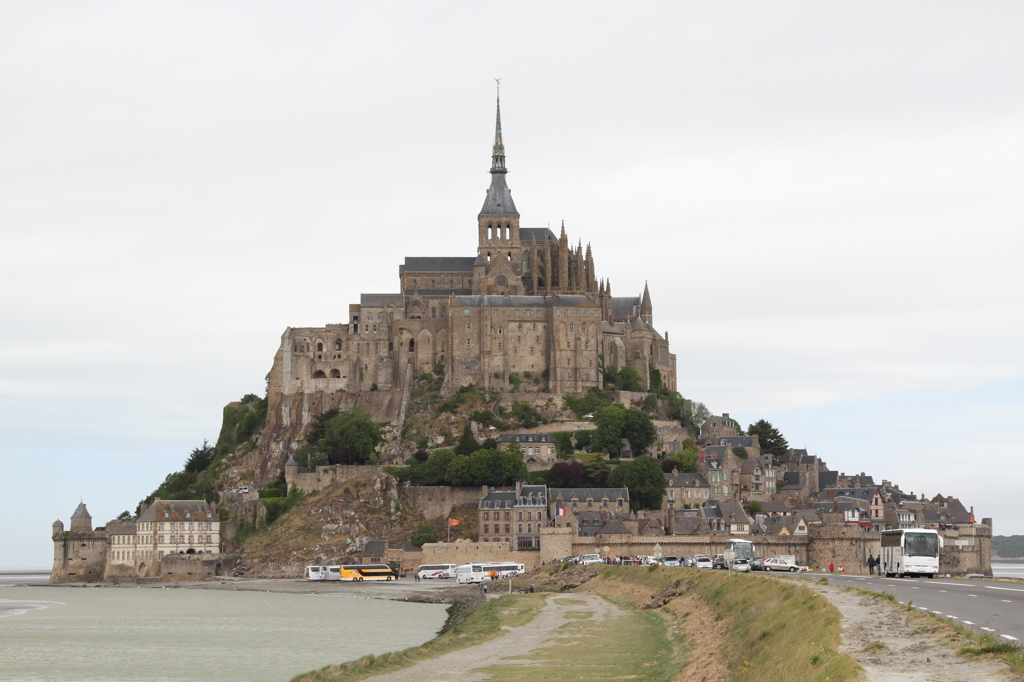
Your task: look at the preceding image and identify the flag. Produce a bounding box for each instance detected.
[448,518,461,527]
[556,507,567,516]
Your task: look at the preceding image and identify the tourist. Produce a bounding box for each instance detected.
[867,554,875,576]
[829,561,835,574]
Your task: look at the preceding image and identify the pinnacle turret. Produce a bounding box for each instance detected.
[479,81,518,216]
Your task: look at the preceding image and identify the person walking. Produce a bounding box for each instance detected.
[829,561,835,574]
[479,582,485,595]
[867,554,875,576]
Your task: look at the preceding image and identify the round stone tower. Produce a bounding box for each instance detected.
[52,519,64,538]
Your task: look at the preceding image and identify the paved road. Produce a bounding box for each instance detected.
[797,572,1024,643]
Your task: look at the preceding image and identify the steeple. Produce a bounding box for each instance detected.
[479,80,518,216]
[640,281,653,324]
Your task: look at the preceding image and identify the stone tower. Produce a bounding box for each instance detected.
[70,501,92,532]
[477,83,521,268]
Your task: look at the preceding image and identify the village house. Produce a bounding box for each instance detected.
[497,432,558,470]
[478,483,548,549]
[699,445,741,501]
[662,471,711,510]
[698,413,739,446]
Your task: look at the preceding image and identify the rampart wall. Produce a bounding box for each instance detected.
[419,539,542,570]
[285,464,382,494]
[406,486,482,520]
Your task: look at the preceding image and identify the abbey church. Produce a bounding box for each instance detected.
[272,91,676,399]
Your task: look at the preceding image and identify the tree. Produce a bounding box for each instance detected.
[663,394,710,437]
[410,523,437,547]
[607,455,666,510]
[593,403,628,455]
[675,448,698,473]
[549,461,586,488]
[552,432,575,456]
[184,440,215,473]
[562,388,613,418]
[454,424,480,456]
[116,510,133,522]
[733,445,748,460]
[445,449,527,486]
[317,408,383,464]
[622,409,657,455]
[746,501,763,515]
[747,419,789,461]
[617,366,643,391]
[661,459,681,473]
[480,437,498,450]
[510,401,542,428]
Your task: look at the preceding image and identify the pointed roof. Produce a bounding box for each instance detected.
[479,84,518,216]
[71,502,91,519]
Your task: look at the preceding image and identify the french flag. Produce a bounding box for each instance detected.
[556,507,567,516]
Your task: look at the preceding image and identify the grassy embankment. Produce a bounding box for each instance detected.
[293,565,860,682]
[853,585,1024,674]
[291,593,545,682]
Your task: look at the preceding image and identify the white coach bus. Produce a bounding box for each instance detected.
[880,529,942,578]
[416,564,457,580]
[455,562,525,584]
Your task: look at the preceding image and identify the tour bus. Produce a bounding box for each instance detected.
[880,528,942,578]
[416,564,457,580]
[454,562,525,584]
[724,539,755,562]
[339,564,399,582]
[305,565,342,581]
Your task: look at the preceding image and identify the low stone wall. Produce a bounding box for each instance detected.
[406,485,482,520]
[285,464,382,494]
[419,539,542,570]
[160,553,229,581]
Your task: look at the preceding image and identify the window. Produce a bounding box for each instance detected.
[431,279,435,288]
[484,524,489,533]
[493,309,499,316]
[556,309,561,316]
[317,342,323,352]
[335,340,342,351]
[517,512,523,521]
[463,308,470,316]
[518,524,523,533]
[525,309,531,317]
[413,279,418,288]
[431,307,436,318]
[514,309,520,316]
[450,279,455,287]
[483,512,489,520]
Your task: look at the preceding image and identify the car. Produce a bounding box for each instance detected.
[730,559,752,572]
[577,554,603,565]
[712,555,727,570]
[661,556,680,567]
[749,558,767,571]
[693,556,713,569]
[761,557,801,572]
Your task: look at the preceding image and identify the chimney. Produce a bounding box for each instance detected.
[722,412,730,421]
[481,485,488,496]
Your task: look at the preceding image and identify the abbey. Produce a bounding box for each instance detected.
[273,91,676,398]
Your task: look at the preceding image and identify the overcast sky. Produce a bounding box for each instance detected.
[3,2,1022,567]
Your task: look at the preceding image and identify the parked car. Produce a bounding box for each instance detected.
[662,556,680,567]
[694,556,713,569]
[712,555,727,570]
[730,559,752,572]
[577,554,603,566]
[761,557,801,572]
[749,557,766,571]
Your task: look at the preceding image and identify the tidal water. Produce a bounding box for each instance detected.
[0,585,448,682]
[992,562,1024,579]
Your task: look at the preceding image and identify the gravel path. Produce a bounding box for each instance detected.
[809,583,1019,681]
[364,594,618,681]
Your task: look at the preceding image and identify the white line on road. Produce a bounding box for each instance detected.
[950,616,959,620]
[981,627,995,632]
[932,581,970,587]
[939,590,948,593]
[1002,599,1013,603]
[1000,635,1018,641]
[964,621,975,625]
[986,585,1024,593]
[912,587,919,589]
[969,594,978,597]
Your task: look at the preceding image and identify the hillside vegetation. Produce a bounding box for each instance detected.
[992,535,1024,559]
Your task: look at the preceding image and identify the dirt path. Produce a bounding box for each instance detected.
[809,583,1017,681]
[365,594,620,681]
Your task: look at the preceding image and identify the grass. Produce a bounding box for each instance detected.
[472,595,680,681]
[844,583,1024,675]
[290,593,546,682]
[587,566,861,682]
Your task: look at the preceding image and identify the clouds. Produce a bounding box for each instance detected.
[2,2,1023,566]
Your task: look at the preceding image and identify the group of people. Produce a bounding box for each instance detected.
[866,553,880,575]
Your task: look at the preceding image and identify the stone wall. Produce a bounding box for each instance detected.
[160,553,229,581]
[406,486,482,520]
[285,464,382,494]
[51,532,108,583]
[419,539,542,570]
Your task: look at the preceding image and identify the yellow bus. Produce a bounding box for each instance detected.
[339,564,398,581]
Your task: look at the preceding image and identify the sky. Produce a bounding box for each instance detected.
[2,1,1022,568]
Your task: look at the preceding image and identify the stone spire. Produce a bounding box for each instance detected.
[479,81,518,216]
[640,281,653,324]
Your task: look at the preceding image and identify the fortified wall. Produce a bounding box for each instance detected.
[420,538,542,571]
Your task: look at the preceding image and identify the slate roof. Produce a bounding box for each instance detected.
[672,512,704,536]
[719,436,755,448]
[498,433,555,444]
[480,490,517,509]
[598,519,631,535]
[402,289,473,296]
[362,540,388,558]
[551,295,595,307]
[818,471,840,489]
[610,296,640,319]
[480,172,518,215]
[360,293,404,307]
[718,499,750,525]
[664,473,710,488]
[759,501,793,514]
[519,227,557,243]
[549,488,629,503]
[453,295,549,307]
[400,257,477,274]
[71,502,91,520]
[782,472,802,487]
[829,487,879,502]
[137,500,214,523]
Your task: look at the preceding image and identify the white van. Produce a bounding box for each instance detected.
[416,564,457,580]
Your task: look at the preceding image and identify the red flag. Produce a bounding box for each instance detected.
[448,518,461,527]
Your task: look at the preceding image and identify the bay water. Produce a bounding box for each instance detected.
[992,562,1024,579]
[0,585,447,682]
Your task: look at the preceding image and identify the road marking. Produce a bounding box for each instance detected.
[981,627,995,632]
[932,581,969,587]
[986,585,1024,593]
[964,621,975,625]
[939,590,948,593]
[950,616,959,620]
[1002,599,1013,603]
[969,594,978,597]
[912,587,920,589]
[1000,635,1018,641]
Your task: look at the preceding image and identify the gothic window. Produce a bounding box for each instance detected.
[569,323,574,333]
[450,279,455,287]
[430,279,435,288]
[317,342,323,352]
[496,276,507,286]
[431,307,436,318]
[335,340,342,351]
[413,279,418,288]
[313,370,327,379]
